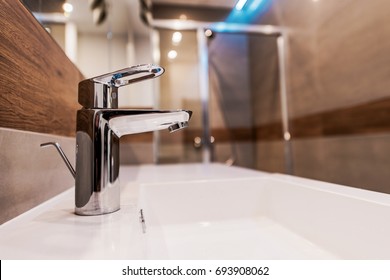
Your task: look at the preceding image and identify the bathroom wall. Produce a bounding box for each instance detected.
[156,27,259,167]
[0,0,82,224]
[152,1,390,193]
[157,29,201,163]
[251,0,390,194]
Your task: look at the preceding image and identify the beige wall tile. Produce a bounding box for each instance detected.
[0,128,75,224]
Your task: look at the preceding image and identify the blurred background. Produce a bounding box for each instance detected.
[22,0,390,194]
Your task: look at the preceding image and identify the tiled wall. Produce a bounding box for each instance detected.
[0,129,76,224]
[164,0,390,193]
[136,1,390,194]
[251,0,390,193]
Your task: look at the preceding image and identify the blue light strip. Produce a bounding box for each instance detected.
[227,0,271,23]
[235,0,248,11]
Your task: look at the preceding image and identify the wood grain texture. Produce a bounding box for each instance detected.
[0,0,83,136]
[183,97,390,143]
[256,98,390,141]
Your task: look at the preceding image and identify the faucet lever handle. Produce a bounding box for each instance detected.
[78,64,164,109]
[92,64,164,87]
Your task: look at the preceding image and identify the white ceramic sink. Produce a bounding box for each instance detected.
[1,163,390,259]
[138,176,390,259]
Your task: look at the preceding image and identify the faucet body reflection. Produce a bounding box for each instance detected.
[42,65,192,215]
[75,108,190,215]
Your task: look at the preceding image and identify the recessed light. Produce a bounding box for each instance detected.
[167,50,178,60]
[62,3,74,13]
[172,32,182,45]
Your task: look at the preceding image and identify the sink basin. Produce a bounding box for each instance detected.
[138,176,390,259]
[0,163,389,259]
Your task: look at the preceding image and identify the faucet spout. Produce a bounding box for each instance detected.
[107,109,192,137]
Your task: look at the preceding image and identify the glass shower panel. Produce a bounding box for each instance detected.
[156,29,203,163]
[207,32,281,170]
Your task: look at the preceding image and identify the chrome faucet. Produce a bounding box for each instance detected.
[41,64,192,215]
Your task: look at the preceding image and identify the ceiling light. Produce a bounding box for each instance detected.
[172,32,182,45]
[167,50,178,60]
[62,3,74,13]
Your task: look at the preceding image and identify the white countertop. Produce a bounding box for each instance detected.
[0,163,267,259]
[2,163,390,260]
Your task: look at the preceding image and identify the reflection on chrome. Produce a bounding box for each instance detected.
[42,64,192,216]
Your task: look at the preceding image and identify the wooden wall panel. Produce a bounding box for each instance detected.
[0,0,83,136]
[256,98,390,141]
[182,97,390,144]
